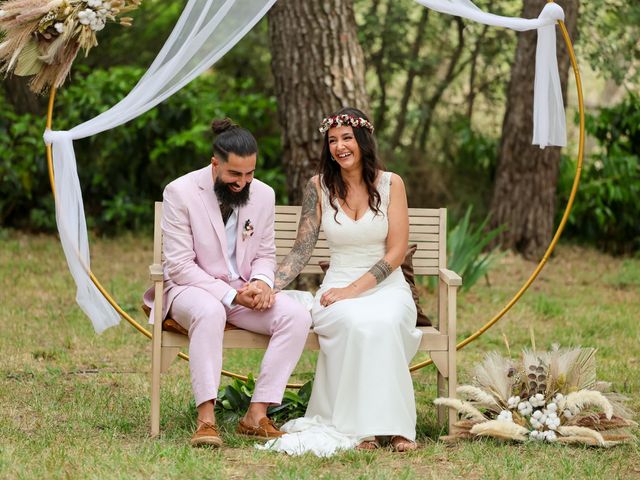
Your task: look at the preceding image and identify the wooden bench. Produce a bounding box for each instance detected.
[149,202,460,436]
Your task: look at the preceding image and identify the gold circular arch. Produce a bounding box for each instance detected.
[44,10,584,388]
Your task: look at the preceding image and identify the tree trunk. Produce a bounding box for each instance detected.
[268,1,370,203]
[489,0,579,259]
[3,75,44,115]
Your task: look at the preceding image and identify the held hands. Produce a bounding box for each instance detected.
[320,285,357,307]
[236,279,275,311]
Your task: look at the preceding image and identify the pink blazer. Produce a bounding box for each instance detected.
[143,165,277,321]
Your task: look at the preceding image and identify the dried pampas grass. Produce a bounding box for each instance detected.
[560,390,613,419]
[434,347,635,448]
[548,345,595,387]
[456,385,500,410]
[0,0,140,93]
[567,412,637,431]
[440,420,481,443]
[563,347,596,391]
[470,420,529,442]
[433,398,487,422]
[473,352,516,401]
[557,426,605,446]
[554,436,623,447]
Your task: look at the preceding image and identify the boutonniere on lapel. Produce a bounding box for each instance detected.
[242,219,255,241]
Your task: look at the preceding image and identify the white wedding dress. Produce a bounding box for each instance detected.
[259,172,422,457]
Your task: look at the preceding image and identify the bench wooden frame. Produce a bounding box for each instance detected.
[149,202,460,436]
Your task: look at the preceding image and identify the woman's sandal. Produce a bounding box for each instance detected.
[390,436,418,452]
[356,439,381,450]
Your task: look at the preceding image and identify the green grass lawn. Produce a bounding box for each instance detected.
[0,231,638,479]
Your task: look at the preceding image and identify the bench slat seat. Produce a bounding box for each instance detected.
[160,326,448,352]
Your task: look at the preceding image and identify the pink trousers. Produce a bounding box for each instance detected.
[169,282,312,407]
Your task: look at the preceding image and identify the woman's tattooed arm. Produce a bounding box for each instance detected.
[275,179,321,290]
[368,259,393,284]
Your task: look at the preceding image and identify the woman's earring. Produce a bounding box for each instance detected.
[331,156,337,162]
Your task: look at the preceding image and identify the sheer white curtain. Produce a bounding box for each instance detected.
[44,0,276,333]
[43,0,566,333]
[414,0,566,148]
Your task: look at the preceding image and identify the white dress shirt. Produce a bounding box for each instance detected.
[220,207,273,307]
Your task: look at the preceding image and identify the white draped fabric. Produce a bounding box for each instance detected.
[414,0,566,148]
[43,0,565,333]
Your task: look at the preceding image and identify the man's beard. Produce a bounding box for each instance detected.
[214,177,251,208]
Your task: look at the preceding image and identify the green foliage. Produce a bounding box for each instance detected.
[559,93,640,254]
[579,1,640,86]
[441,115,499,215]
[215,374,313,424]
[446,207,504,292]
[0,94,54,229]
[1,65,283,232]
[268,381,313,424]
[355,0,515,152]
[422,206,504,292]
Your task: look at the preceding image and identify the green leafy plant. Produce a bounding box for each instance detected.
[1,65,284,234]
[423,206,504,292]
[447,207,504,292]
[558,92,640,254]
[215,374,313,424]
[0,95,52,229]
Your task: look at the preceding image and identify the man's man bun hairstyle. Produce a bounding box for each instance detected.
[211,117,258,162]
[211,117,238,135]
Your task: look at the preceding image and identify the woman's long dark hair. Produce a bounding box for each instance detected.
[319,107,384,219]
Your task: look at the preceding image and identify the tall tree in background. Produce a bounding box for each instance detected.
[268,1,370,203]
[489,0,579,259]
[3,76,43,115]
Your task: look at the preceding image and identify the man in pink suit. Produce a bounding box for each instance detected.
[144,118,312,447]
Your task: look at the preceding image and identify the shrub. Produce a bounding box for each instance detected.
[0,95,54,229]
[446,206,504,292]
[441,114,499,217]
[215,374,312,424]
[1,65,284,233]
[422,206,504,292]
[558,93,640,254]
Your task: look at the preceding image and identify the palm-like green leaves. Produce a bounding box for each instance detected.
[215,374,313,424]
[447,207,504,292]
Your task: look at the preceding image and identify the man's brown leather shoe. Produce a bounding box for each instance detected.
[191,422,223,447]
[236,417,284,439]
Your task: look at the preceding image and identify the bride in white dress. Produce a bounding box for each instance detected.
[265,107,422,456]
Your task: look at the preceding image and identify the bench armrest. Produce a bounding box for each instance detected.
[149,263,163,282]
[439,268,462,286]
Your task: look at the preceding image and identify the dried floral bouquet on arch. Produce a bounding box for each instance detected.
[435,347,637,447]
[0,0,140,93]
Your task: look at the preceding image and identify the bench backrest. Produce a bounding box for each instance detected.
[153,202,447,276]
[275,205,447,275]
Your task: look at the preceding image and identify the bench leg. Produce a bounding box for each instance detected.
[446,351,457,434]
[436,279,458,435]
[151,347,161,437]
[437,370,447,428]
[150,284,163,437]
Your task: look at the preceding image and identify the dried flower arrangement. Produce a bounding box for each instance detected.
[0,0,140,93]
[435,347,637,447]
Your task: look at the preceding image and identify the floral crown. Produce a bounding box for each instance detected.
[319,114,374,134]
